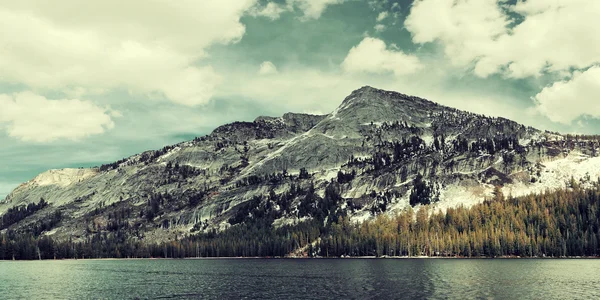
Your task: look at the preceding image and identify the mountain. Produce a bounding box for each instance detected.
[2,86,600,245]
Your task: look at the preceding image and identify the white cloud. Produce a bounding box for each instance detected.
[405,0,508,71]
[374,24,386,32]
[0,92,115,142]
[533,66,600,124]
[249,0,345,21]
[258,61,279,75]
[376,11,389,22]
[341,37,422,76]
[287,0,346,20]
[249,2,287,20]
[405,0,600,78]
[0,0,256,106]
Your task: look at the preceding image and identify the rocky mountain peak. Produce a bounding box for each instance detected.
[327,86,441,131]
[3,86,598,248]
[340,86,436,110]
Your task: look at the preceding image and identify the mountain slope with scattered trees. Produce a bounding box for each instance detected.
[3,181,600,259]
[2,86,600,259]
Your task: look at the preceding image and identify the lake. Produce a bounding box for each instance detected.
[0,259,599,299]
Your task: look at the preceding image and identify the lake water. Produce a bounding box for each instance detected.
[0,259,599,299]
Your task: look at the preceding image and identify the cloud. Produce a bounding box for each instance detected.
[249,0,346,21]
[258,61,279,75]
[374,24,386,32]
[405,0,600,78]
[376,11,389,22]
[0,0,256,106]
[533,66,600,124]
[219,66,367,114]
[341,37,422,76]
[0,92,115,142]
[249,2,287,20]
[287,0,346,20]
[405,0,508,71]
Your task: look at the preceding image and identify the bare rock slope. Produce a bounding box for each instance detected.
[2,86,599,242]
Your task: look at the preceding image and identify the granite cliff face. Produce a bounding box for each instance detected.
[2,86,599,242]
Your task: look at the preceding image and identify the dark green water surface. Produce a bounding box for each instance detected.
[1,259,599,299]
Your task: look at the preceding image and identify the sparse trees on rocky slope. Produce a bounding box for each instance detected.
[3,181,600,259]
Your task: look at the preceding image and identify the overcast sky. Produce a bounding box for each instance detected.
[1,0,599,199]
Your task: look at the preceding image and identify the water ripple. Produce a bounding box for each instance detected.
[1,259,599,299]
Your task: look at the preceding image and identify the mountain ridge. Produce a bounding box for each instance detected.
[1,86,599,245]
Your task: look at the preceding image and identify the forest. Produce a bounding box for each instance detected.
[2,180,600,260]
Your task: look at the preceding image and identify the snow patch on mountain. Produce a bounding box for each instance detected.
[433,185,492,214]
[315,168,342,185]
[351,209,372,224]
[506,151,600,197]
[421,134,434,146]
[273,216,311,228]
[386,195,410,214]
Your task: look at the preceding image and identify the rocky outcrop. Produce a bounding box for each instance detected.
[2,86,599,243]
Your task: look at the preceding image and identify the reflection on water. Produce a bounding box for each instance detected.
[0,259,599,299]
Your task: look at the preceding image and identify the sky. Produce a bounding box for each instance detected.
[1,0,599,199]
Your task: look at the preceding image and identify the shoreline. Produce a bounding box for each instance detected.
[1,255,599,262]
